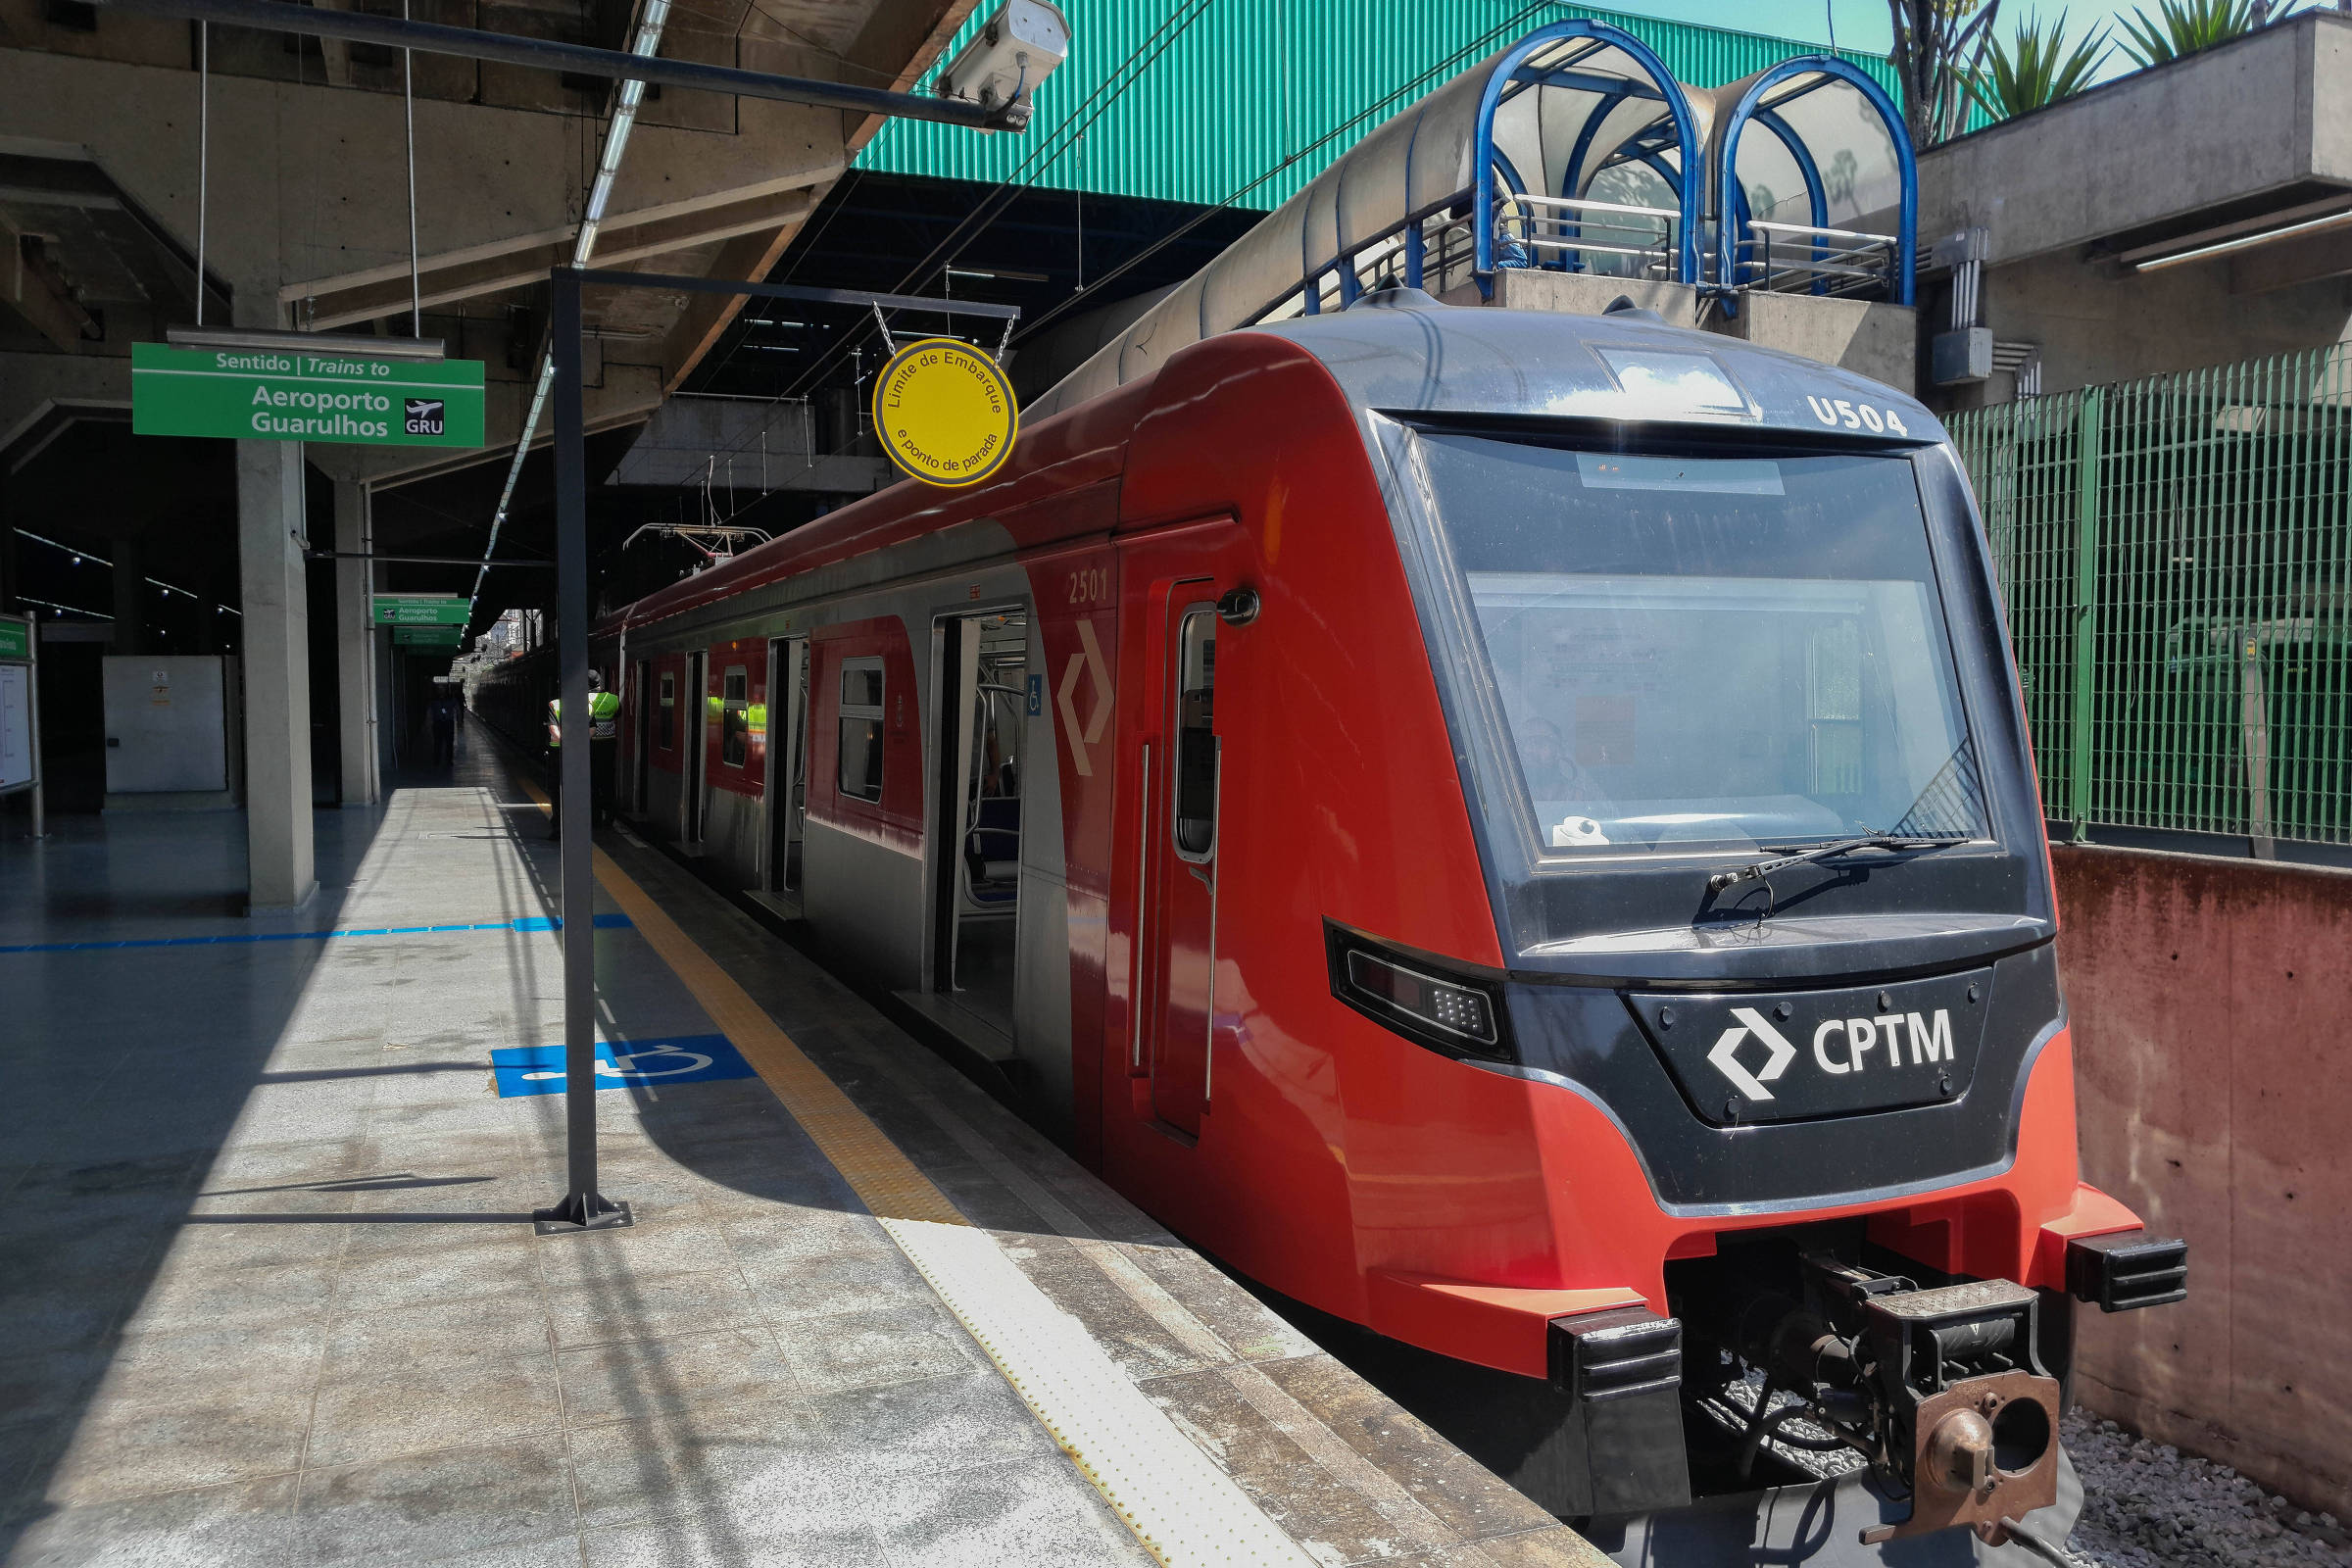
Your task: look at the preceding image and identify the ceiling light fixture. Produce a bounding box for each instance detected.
[2131,206,2352,272]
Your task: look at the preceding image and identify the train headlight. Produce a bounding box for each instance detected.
[1326,925,1513,1062]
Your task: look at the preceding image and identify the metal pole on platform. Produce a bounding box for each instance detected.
[535,265,629,1235]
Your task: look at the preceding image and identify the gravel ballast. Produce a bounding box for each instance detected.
[2059,1411,2352,1568]
[1715,1380,2348,1566]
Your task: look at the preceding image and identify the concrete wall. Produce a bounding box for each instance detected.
[1488,269,1703,327]
[1912,11,2352,407]
[1484,269,1918,395]
[1943,251,2352,406]
[2054,845,2352,1518]
[1716,292,1917,397]
[1917,13,2352,272]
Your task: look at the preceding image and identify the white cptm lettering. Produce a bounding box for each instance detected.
[1812,1009,1956,1075]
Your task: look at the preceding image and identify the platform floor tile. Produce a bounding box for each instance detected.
[0,726,1610,1567]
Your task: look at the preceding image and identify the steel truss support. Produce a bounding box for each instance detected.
[91,0,1022,130]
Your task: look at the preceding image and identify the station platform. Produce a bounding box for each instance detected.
[0,719,1610,1568]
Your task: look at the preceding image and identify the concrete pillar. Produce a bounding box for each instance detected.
[237,438,317,911]
[111,538,144,655]
[333,480,378,806]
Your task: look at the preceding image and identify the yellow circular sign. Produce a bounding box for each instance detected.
[872,336,1020,487]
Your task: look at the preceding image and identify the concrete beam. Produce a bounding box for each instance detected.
[0,219,104,351]
[833,0,978,157]
[0,354,131,470]
[654,9,974,387]
[281,173,832,329]
[1918,11,2352,270]
[0,48,844,324]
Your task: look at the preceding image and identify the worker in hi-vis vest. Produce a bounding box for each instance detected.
[547,668,620,840]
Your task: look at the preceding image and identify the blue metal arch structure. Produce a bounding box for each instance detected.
[1712,55,1915,306]
[1029,24,1917,420]
[1470,21,1703,286]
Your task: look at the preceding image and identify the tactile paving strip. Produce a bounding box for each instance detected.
[886,1216,1321,1568]
[559,808,1319,1565]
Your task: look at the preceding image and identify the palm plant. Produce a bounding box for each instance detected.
[1887,0,2003,148]
[1963,11,2109,120]
[2117,0,2290,67]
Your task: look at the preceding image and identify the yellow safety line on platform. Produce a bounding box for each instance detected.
[514,776,964,1226]
[509,773,1321,1565]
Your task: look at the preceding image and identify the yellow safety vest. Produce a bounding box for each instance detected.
[548,690,620,746]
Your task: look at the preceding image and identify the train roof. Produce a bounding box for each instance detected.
[1248,288,1946,447]
[612,297,1945,638]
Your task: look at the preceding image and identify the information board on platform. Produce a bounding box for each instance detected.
[0,613,34,794]
[132,342,486,447]
[374,596,470,626]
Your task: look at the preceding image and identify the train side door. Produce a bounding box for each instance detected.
[767,636,808,895]
[631,658,652,815]
[684,650,708,845]
[1147,596,1223,1135]
[1121,517,1252,1142]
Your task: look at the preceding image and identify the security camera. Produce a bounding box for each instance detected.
[933,0,1069,129]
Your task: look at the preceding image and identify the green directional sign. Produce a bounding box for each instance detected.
[394,624,466,649]
[374,596,470,626]
[0,617,27,662]
[132,342,485,447]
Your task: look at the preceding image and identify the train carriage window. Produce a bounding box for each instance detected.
[1412,435,1989,855]
[658,672,675,750]
[720,667,750,767]
[1172,609,1218,859]
[838,657,885,803]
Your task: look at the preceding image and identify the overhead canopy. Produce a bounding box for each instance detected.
[1697,58,1915,303]
[1029,25,1914,420]
[1031,20,1702,419]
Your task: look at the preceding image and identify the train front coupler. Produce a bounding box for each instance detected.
[1720,1253,2064,1548]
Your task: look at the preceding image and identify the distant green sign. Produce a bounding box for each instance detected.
[394,624,466,649]
[374,596,470,626]
[131,342,485,447]
[0,617,27,662]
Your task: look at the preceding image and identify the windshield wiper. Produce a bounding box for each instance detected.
[1705,834,1974,894]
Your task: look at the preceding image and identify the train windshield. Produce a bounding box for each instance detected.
[1416,433,1987,856]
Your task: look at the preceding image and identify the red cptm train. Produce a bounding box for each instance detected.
[488,293,2186,1557]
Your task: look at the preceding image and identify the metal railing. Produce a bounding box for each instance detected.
[1950,345,2352,852]
[1496,194,1679,279]
[1730,220,1899,298]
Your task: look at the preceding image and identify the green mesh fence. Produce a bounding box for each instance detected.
[1949,348,2352,850]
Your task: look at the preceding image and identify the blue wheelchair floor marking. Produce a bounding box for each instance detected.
[0,910,633,956]
[490,1034,753,1099]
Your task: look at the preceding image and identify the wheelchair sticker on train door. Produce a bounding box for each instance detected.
[489,1034,755,1098]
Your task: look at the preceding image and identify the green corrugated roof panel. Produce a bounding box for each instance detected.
[857,1,1900,210]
